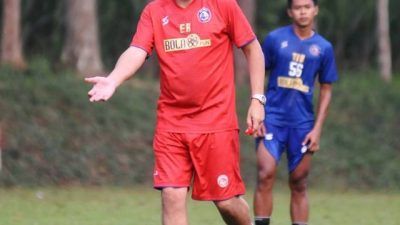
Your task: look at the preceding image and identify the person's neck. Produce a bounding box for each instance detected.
[176,0,194,8]
[293,25,314,40]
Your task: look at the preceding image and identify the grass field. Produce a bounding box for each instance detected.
[0,186,399,225]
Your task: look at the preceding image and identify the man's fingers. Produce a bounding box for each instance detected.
[246,115,252,128]
[308,141,315,151]
[88,88,96,96]
[245,127,254,136]
[302,135,311,146]
[89,93,103,102]
[85,77,102,84]
[260,124,266,136]
[306,139,319,152]
[252,115,264,128]
[256,126,263,137]
[310,142,320,152]
[92,97,105,102]
[89,96,96,102]
[253,124,265,138]
[252,121,260,131]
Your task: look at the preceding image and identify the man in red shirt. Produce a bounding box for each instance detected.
[86,0,265,224]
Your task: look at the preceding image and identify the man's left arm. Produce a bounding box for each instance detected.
[242,40,265,133]
[303,83,333,151]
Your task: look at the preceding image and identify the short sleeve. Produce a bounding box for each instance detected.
[220,0,256,48]
[319,44,338,83]
[262,34,276,70]
[130,4,154,55]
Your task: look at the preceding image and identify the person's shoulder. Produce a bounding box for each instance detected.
[314,33,334,49]
[269,26,291,37]
[264,25,291,42]
[273,25,292,34]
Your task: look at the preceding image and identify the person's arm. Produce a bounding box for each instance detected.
[242,40,265,132]
[302,83,333,151]
[85,46,147,102]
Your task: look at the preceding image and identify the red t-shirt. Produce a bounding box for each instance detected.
[131,0,255,132]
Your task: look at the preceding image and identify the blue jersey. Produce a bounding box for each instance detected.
[263,25,338,128]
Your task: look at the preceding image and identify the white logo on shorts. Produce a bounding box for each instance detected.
[265,133,274,141]
[217,174,229,188]
[301,145,308,154]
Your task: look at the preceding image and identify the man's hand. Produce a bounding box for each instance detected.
[254,122,267,138]
[246,100,265,135]
[84,46,148,103]
[302,127,322,152]
[85,76,117,102]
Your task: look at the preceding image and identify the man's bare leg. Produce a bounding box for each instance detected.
[289,153,312,224]
[253,142,277,225]
[214,196,252,225]
[162,187,189,225]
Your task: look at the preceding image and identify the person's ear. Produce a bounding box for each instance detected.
[314,5,319,16]
[287,8,293,18]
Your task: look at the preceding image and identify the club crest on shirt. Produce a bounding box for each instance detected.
[309,44,321,56]
[198,7,212,23]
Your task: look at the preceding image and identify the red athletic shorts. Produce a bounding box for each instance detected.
[152,130,246,201]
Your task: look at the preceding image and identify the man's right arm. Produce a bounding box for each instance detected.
[107,46,148,87]
[85,46,147,102]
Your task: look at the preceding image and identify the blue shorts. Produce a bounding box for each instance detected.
[256,122,313,172]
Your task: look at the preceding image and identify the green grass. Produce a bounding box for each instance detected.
[0,186,399,225]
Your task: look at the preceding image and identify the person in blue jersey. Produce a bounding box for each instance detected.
[252,1,338,225]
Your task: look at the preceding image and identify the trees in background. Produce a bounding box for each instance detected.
[1,0,26,70]
[0,0,398,79]
[377,0,392,82]
[62,0,103,75]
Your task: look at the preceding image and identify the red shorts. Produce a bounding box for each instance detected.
[152,130,246,201]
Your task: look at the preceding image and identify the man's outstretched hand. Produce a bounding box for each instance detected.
[85,76,117,102]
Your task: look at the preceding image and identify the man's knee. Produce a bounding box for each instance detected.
[162,187,187,208]
[289,175,308,194]
[256,167,275,190]
[214,196,249,212]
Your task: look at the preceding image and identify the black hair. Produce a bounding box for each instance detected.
[287,0,318,8]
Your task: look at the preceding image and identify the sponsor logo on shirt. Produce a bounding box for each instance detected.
[309,44,321,56]
[217,174,229,188]
[197,7,212,23]
[164,34,211,52]
[278,77,310,93]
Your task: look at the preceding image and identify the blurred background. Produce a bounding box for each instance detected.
[0,0,399,191]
